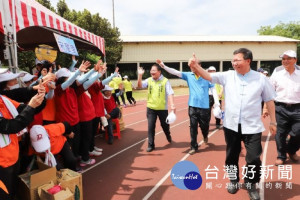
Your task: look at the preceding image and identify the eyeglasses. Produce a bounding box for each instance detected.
[231,59,244,64]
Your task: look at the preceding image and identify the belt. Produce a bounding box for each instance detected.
[275,102,300,107]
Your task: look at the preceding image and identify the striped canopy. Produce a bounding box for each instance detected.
[0,0,105,55]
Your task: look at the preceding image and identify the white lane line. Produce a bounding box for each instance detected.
[259,131,272,200]
[142,127,221,200]
[82,119,190,174]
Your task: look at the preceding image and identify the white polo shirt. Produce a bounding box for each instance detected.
[211,70,275,134]
[270,67,300,104]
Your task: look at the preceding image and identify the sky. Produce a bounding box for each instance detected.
[49,0,300,36]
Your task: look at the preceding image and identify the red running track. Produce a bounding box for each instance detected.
[82,95,300,200]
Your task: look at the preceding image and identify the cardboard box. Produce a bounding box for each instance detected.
[18,161,57,200]
[39,181,73,200]
[57,169,83,200]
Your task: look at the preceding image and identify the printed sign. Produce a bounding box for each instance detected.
[54,33,79,56]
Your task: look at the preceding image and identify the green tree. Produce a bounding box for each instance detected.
[257,21,300,58]
[36,0,55,11]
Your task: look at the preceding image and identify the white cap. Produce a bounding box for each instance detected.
[166,111,176,124]
[263,71,268,75]
[0,70,26,83]
[55,68,71,79]
[102,85,113,91]
[30,125,50,153]
[123,75,128,79]
[280,50,297,58]
[207,66,216,71]
[0,68,8,74]
[22,72,36,82]
[213,106,222,119]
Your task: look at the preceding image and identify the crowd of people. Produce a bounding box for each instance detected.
[0,56,136,200]
[0,48,299,200]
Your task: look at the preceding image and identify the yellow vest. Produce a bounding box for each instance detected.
[215,84,224,100]
[123,80,132,92]
[108,81,116,93]
[147,77,168,110]
[112,77,122,89]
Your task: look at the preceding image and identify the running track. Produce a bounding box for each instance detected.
[82,95,300,200]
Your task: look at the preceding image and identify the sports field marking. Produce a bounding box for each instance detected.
[142,128,221,200]
[259,131,272,200]
[82,119,190,174]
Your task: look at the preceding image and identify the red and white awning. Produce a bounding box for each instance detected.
[0,0,105,54]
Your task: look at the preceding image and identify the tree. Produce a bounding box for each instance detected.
[257,21,300,58]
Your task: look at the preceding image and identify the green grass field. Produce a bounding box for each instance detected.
[130,86,189,101]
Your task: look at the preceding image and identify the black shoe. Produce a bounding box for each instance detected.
[247,186,260,200]
[146,147,155,152]
[108,138,113,145]
[167,135,172,143]
[216,124,221,129]
[227,182,239,194]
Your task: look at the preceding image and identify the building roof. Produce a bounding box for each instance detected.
[120,35,299,43]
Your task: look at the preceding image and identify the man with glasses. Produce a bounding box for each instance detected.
[188,48,276,200]
[137,64,176,152]
[268,50,300,166]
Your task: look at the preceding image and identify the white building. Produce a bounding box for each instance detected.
[116,35,299,86]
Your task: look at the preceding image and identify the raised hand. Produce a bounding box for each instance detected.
[37,79,46,95]
[28,93,45,108]
[79,60,91,72]
[138,67,144,75]
[156,59,164,68]
[99,63,107,74]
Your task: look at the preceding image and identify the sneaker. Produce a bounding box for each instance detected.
[188,149,197,155]
[247,186,260,200]
[80,158,96,167]
[89,150,102,157]
[227,181,239,194]
[94,146,103,152]
[146,147,155,152]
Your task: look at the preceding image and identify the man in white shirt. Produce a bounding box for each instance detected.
[189,48,276,200]
[269,50,300,166]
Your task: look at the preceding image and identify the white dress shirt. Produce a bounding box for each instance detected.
[270,67,300,104]
[211,70,275,134]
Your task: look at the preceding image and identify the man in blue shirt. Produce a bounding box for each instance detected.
[156,59,215,155]
[188,48,276,200]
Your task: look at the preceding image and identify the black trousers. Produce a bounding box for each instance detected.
[114,89,126,105]
[0,160,20,200]
[275,103,300,161]
[68,123,81,158]
[224,125,262,184]
[79,120,93,161]
[107,108,120,141]
[90,117,100,152]
[147,108,170,148]
[126,91,136,104]
[188,106,210,150]
[55,142,77,171]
